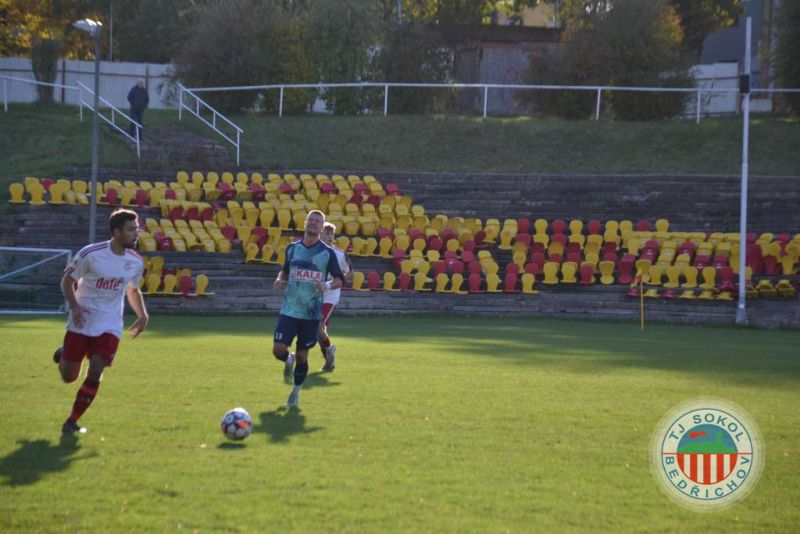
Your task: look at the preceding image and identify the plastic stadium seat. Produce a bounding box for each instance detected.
[434,273,449,293]
[485,273,502,293]
[450,273,467,294]
[521,273,536,294]
[382,271,398,291]
[580,263,597,285]
[542,262,559,285]
[663,266,682,288]
[681,266,699,288]
[561,262,578,283]
[503,272,520,293]
[363,271,380,291]
[468,273,483,293]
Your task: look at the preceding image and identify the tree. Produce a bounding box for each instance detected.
[775,0,800,113]
[31,38,61,103]
[668,0,741,58]
[522,0,692,120]
[0,0,108,59]
[111,0,195,63]
[307,0,383,114]
[372,23,454,113]
[174,0,275,112]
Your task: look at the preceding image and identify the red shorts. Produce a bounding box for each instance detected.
[321,303,336,327]
[62,331,120,366]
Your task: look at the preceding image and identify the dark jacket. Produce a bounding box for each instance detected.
[127,85,149,112]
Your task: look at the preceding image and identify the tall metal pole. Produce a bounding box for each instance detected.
[89,32,101,243]
[735,17,752,326]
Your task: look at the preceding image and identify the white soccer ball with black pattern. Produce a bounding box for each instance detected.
[220,407,253,441]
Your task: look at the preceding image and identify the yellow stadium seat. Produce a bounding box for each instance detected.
[363,237,378,256]
[351,271,367,291]
[378,237,393,258]
[679,289,696,299]
[598,261,615,285]
[681,266,698,288]
[195,274,214,296]
[383,271,398,291]
[435,273,449,293]
[645,265,664,286]
[450,273,467,294]
[663,266,682,289]
[485,273,502,293]
[160,274,179,295]
[521,273,537,294]
[143,273,161,295]
[561,262,578,283]
[414,272,431,292]
[699,266,716,290]
[542,262,559,285]
[244,243,259,263]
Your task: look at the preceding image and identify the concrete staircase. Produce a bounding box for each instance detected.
[126,126,236,170]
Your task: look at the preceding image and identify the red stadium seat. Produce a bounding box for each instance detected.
[134,189,148,208]
[587,220,602,235]
[551,219,567,235]
[367,271,382,290]
[579,263,595,285]
[398,272,412,291]
[517,218,531,235]
[468,273,483,293]
[503,272,520,293]
[636,219,652,231]
[617,256,635,285]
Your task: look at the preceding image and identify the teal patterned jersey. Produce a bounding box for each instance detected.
[280,239,344,320]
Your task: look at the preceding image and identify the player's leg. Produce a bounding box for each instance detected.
[318,304,334,360]
[62,334,117,434]
[58,331,87,383]
[287,320,319,407]
[273,315,297,383]
[319,304,336,372]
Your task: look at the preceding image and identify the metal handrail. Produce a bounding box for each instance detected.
[186,80,800,124]
[76,81,141,158]
[1,75,81,115]
[177,83,243,166]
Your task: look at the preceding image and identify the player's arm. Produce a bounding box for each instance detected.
[125,286,149,338]
[60,270,87,327]
[343,253,354,286]
[274,245,292,291]
[325,252,345,290]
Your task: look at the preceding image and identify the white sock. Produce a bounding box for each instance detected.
[292,385,302,394]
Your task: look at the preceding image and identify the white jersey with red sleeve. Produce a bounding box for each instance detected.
[323,247,351,305]
[64,241,145,338]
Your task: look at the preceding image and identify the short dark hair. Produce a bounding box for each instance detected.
[109,209,138,233]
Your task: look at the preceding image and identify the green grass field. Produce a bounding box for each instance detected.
[1,315,798,532]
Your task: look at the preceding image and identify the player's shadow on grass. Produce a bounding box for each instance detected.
[299,371,341,391]
[0,435,93,487]
[255,407,323,443]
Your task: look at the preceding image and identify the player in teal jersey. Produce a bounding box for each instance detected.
[273,210,344,407]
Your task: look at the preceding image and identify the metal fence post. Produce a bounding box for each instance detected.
[236,131,240,167]
[696,90,702,124]
[595,88,602,121]
[178,85,183,121]
[3,79,7,112]
[483,86,488,118]
[279,85,284,117]
[384,84,389,116]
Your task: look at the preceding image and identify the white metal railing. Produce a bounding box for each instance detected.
[177,83,243,166]
[76,81,142,158]
[188,81,800,125]
[1,75,81,115]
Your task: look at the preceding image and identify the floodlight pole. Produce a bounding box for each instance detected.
[89,30,101,243]
[75,19,103,243]
[736,17,752,326]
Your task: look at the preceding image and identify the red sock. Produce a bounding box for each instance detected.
[68,379,100,423]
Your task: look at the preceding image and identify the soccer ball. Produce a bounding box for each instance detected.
[220,407,253,441]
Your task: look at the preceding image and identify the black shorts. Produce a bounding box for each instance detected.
[274,314,320,350]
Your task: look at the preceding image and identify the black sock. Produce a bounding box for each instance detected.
[294,361,308,386]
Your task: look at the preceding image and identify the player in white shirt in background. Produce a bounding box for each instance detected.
[53,209,149,435]
[318,222,353,372]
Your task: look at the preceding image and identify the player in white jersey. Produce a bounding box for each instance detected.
[53,208,149,435]
[318,222,352,372]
